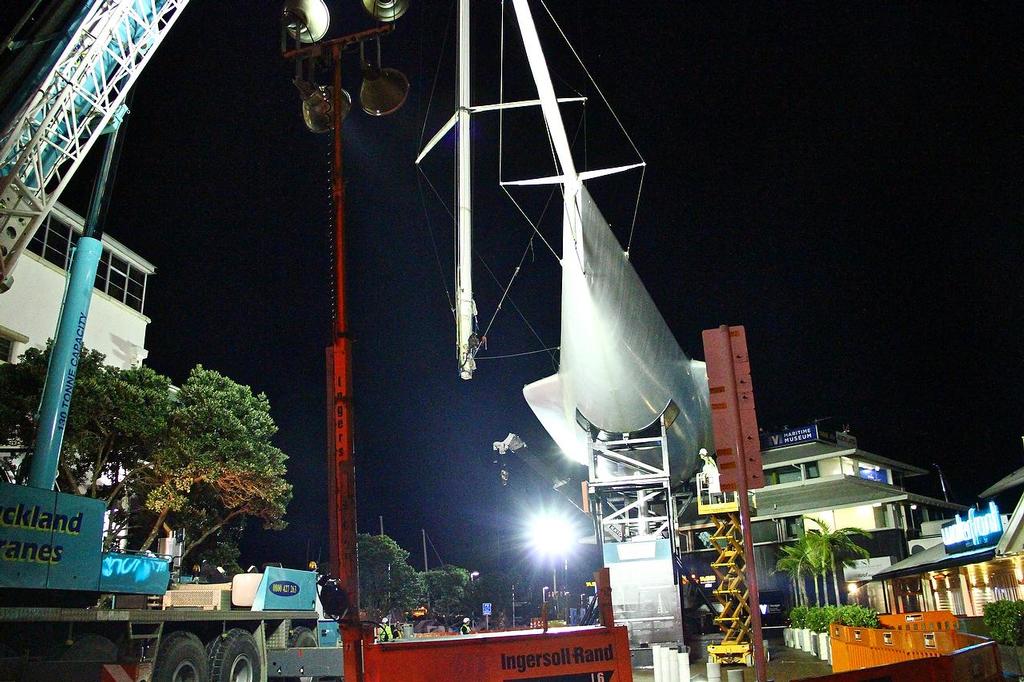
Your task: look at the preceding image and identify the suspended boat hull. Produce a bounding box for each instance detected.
[524,186,712,483]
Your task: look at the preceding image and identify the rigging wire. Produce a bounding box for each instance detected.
[497,1,560,265]
[476,253,558,371]
[415,0,458,317]
[488,104,590,342]
[479,234,533,341]
[537,1,644,162]
[418,161,550,363]
[539,0,647,256]
[625,166,647,257]
[424,529,446,568]
[417,0,456,151]
[477,346,560,360]
[416,174,455,316]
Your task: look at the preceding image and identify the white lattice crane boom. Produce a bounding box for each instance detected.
[0,0,190,288]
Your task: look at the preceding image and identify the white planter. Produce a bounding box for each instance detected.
[799,628,811,652]
[783,628,793,648]
[817,632,830,661]
[806,629,818,655]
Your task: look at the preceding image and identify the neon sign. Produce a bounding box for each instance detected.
[941,501,1002,554]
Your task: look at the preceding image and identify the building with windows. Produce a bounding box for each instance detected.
[676,424,966,621]
[868,471,1024,617]
[0,202,154,368]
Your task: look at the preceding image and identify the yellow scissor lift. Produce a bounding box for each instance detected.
[696,470,756,666]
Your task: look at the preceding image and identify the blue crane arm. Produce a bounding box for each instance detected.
[0,0,189,288]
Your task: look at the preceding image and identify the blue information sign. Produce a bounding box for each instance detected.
[482,602,492,616]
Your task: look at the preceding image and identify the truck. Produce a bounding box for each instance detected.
[0,1,344,679]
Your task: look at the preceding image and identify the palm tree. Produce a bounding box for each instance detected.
[803,527,832,605]
[804,518,871,605]
[774,548,802,606]
[775,535,814,606]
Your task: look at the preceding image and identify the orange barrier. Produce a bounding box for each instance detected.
[829,611,973,673]
[879,611,959,632]
[794,636,1001,682]
[363,625,633,682]
[819,610,1003,679]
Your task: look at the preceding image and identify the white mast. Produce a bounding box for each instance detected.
[415,0,588,378]
[456,0,478,380]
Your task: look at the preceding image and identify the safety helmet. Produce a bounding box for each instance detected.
[382,617,389,623]
[463,617,470,623]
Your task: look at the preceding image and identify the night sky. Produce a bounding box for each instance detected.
[8,2,1022,590]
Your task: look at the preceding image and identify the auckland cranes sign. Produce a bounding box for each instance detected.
[0,482,169,593]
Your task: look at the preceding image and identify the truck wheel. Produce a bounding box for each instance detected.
[153,631,209,682]
[284,627,317,682]
[60,633,118,661]
[209,628,261,682]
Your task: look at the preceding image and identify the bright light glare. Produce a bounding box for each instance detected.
[528,513,577,558]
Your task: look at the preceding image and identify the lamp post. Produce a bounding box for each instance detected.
[281,4,409,680]
[528,512,577,622]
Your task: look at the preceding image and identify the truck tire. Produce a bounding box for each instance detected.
[284,626,317,682]
[60,633,118,662]
[208,628,261,682]
[154,631,209,682]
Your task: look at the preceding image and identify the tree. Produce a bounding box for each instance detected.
[423,565,471,624]
[137,366,292,558]
[357,533,423,620]
[804,518,870,606]
[797,528,827,605]
[0,348,293,564]
[775,536,814,606]
[0,346,171,517]
[984,600,1024,673]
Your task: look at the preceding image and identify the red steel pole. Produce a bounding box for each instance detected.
[325,45,363,682]
[712,325,766,682]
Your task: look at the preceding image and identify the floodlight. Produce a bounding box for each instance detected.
[528,512,577,558]
[283,0,330,44]
[363,0,409,22]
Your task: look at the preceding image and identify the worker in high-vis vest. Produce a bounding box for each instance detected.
[460,617,471,635]
[378,617,395,642]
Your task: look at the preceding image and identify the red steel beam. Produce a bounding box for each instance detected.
[703,324,766,682]
[327,43,360,682]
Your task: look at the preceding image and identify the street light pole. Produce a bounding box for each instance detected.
[283,26,396,682]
